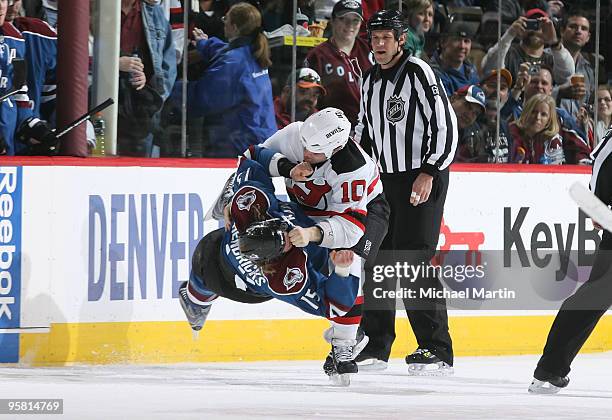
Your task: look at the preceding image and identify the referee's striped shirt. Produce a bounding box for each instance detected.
[356,52,458,175]
[590,128,612,205]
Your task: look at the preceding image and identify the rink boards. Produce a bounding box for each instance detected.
[1,158,611,365]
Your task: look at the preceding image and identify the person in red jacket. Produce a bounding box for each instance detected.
[304,0,374,127]
[509,93,566,164]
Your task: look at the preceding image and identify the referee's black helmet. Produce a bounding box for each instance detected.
[367,10,404,40]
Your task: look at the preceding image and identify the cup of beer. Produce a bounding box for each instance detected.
[571,74,585,86]
[309,22,325,38]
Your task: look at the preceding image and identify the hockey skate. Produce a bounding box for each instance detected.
[405,348,454,376]
[323,330,369,386]
[178,282,212,338]
[528,372,569,394]
[354,353,388,371]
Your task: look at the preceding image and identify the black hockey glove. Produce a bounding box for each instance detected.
[17,117,59,155]
[0,134,6,155]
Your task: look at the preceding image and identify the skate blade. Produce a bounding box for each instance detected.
[191,329,200,341]
[407,362,454,376]
[329,373,351,387]
[356,359,388,372]
[528,379,563,394]
[352,335,369,360]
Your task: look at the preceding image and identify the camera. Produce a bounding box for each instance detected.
[528,63,541,76]
[525,19,540,31]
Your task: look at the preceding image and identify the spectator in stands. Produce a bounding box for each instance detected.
[503,64,591,163]
[41,0,56,26]
[304,0,373,127]
[191,0,228,41]
[0,0,58,156]
[274,68,326,128]
[509,93,566,164]
[452,85,505,163]
[481,9,574,88]
[146,0,185,62]
[577,85,612,148]
[118,0,177,157]
[480,68,513,109]
[451,84,486,130]
[557,10,595,118]
[398,0,434,59]
[6,0,57,121]
[430,22,480,96]
[183,2,276,157]
[482,0,549,25]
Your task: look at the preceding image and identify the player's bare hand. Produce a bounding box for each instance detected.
[410,173,433,206]
[290,162,314,181]
[288,226,312,247]
[330,250,354,267]
[223,204,232,231]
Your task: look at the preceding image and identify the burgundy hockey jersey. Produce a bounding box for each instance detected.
[304,38,373,126]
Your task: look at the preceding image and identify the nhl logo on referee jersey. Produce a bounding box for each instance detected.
[386,95,406,124]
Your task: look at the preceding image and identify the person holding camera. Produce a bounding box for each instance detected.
[481,8,574,90]
[577,85,612,148]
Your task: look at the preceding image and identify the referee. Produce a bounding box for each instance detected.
[355,10,457,374]
[530,129,612,394]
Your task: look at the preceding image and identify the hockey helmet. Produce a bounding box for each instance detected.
[299,108,351,159]
[238,218,290,263]
[367,9,404,40]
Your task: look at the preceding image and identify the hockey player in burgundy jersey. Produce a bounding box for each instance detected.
[179,159,367,385]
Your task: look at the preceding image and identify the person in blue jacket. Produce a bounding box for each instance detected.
[183,2,276,157]
[6,0,57,121]
[0,10,56,156]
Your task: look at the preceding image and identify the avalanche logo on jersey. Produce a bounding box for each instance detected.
[386,95,406,124]
[266,248,308,296]
[283,267,304,291]
[236,190,257,211]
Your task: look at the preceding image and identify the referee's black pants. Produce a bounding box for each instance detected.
[360,169,453,365]
[535,233,612,378]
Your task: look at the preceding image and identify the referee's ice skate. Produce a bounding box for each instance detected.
[405,348,454,376]
[528,372,570,394]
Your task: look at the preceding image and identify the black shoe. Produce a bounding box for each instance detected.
[528,370,569,394]
[405,348,453,376]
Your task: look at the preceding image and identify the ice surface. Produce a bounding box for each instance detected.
[1,353,611,420]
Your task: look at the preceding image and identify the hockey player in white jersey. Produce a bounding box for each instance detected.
[240,107,389,267]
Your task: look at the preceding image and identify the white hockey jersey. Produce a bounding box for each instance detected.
[244,122,382,249]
